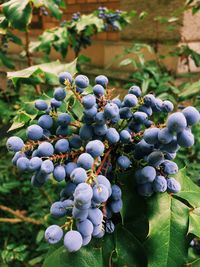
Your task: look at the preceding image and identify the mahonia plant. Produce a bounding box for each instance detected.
[6,71,200,253]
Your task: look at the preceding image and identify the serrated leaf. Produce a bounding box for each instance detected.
[174,168,200,208]
[75,14,104,32]
[188,207,200,237]
[42,242,103,267]
[145,193,189,267]
[7,59,77,87]
[179,80,200,100]
[32,0,63,19]
[2,0,32,30]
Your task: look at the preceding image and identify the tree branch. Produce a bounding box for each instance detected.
[0,204,43,225]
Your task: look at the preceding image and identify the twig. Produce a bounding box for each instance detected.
[96,147,112,175]
[0,204,43,225]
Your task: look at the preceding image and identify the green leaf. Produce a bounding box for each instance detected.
[174,168,200,208]
[179,80,200,100]
[0,14,8,34]
[75,14,104,32]
[188,207,200,237]
[190,49,200,67]
[2,0,32,30]
[7,59,77,87]
[145,193,189,267]
[42,242,103,267]
[0,50,15,69]
[32,0,63,19]
[119,58,133,66]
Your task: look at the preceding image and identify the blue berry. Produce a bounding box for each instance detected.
[123,94,138,107]
[88,208,103,226]
[93,184,109,203]
[95,112,106,125]
[72,207,88,221]
[55,139,69,153]
[77,153,94,170]
[16,157,29,171]
[167,178,181,193]
[147,151,164,167]
[40,160,54,174]
[109,199,122,213]
[95,75,108,87]
[153,176,167,193]
[120,130,131,143]
[57,113,71,126]
[53,87,66,101]
[112,98,122,108]
[82,95,96,109]
[128,85,141,97]
[133,112,147,123]
[143,128,160,145]
[51,98,62,108]
[79,125,93,141]
[82,235,92,246]
[158,127,174,144]
[162,100,174,113]
[111,184,122,200]
[117,155,131,169]
[38,142,54,157]
[45,225,63,244]
[84,106,97,118]
[27,125,43,140]
[56,126,68,136]
[182,106,200,126]
[119,107,132,119]
[50,201,67,217]
[69,135,82,149]
[29,157,42,171]
[162,160,178,175]
[96,175,111,196]
[177,129,194,147]
[70,167,87,184]
[38,115,53,129]
[74,183,93,204]
[59,72,73,85]
[166,112,187,133]
[105,220,115,234]
[6,136,24,152]
[77,219,94,236]
[35,100,48,111]
[64,230,83,252]
[93,84,105,97]
[136,166,156,184]
[94,124,108,136]
[53,165,66,182]
[104,103,119,120]
[106,128,120,144]
[65,162,77,178]
[75,75,89,89]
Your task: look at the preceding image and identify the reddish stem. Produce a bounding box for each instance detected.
[96,147,112,175]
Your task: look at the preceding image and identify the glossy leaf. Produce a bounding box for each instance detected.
[2,0,32,30]
[145,193,189,267]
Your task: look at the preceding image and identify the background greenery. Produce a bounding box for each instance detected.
[0,0,200,266]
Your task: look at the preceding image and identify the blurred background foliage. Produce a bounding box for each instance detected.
[0,0,200,266]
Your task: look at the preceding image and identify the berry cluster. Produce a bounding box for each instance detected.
[97,7,123,31]
[6,72,199,252]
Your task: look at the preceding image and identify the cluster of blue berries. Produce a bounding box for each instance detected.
[97,7,123,31]
[6,71,199,252]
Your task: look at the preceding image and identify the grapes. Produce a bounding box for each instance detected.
[64,230,83,252]
[7,71,199,253]
[6,136,24,152]
[77,153,94,170]
[45,225,63,244]
[27,125,43,140]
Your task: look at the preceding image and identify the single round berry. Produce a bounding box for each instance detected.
[45,225,63,244]
[6,136,24,152]
[75,75,89,89]
[27,125,43,140]
[64,230,83,252]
